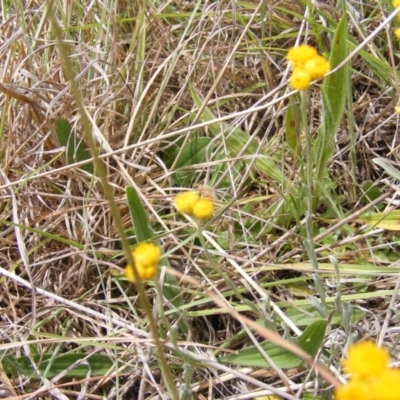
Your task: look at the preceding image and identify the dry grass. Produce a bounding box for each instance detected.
[1,0,400,399]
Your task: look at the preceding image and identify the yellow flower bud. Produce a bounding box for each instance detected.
[343,341,389,379]
[304,55,331,79]
[289,69,311,90]
[370,369,400,400]
[192,198,214,220]
[174,191,199,215]
[286,45,318,69]
[125,242,161,283]
[335,379,371,400]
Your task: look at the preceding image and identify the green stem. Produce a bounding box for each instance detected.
[301,90,327,316]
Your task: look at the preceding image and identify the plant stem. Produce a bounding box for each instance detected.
[46,2,178,398]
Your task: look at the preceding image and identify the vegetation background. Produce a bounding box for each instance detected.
[1,0,400,399]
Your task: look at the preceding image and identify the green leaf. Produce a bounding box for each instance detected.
[163,137,212,186]
[297,319,327,356]
[313,15,348,182]
[126,185,154,242]
[3,354,114,379]
[357,210,400,231]
[219,319,327,368]
[55,118,94,174]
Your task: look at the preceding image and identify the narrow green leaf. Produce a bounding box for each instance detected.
[219,319,327,368]
[4,354,114,379]
[55,118,94,174]
[126,186,154,242]
[313,14,348,182]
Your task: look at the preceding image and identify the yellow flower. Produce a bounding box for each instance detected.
[289,68,311,90]
[395,28,400,40]
[335,379,372,400]
[304,55,331,79]
[393,0,400,8]
[174,191,199,215]
[395,106,400,114]
[370,368,400,400]
[125,242,161,283]
[286,45,318,69]
[192,198,214,220]
[343,341,389,379]
[287,45,330,90]
[174,191,214,220]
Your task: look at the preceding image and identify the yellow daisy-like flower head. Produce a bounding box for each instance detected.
[174,190,215,220]
[286,45,318,69]
[395,27,400,40]
[289,68,311,90]
[125,242,161,283]
[174,191,199,215]
[343,341,390,379]
[395,106,400,114]
[304,55,331,80]
[335,379,373,400]
[370,368,400,400]
[192,198,214,220]
[393,0,400,8]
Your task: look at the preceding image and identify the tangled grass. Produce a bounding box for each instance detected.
[1,1,400,399]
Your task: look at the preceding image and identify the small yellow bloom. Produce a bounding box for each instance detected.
[289,69,311,90]
[286,45,318,69]
[393,0,400,8]
[370,368,400,400]
[343,341,389,379]
[304,55,331,79]
[175,190,215,220]
[125,242,161,283]
[335,379,372,400]
[174,191,199,215]
[395,27,400,40]
[192,198,214,220]
[395,106,400,114]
